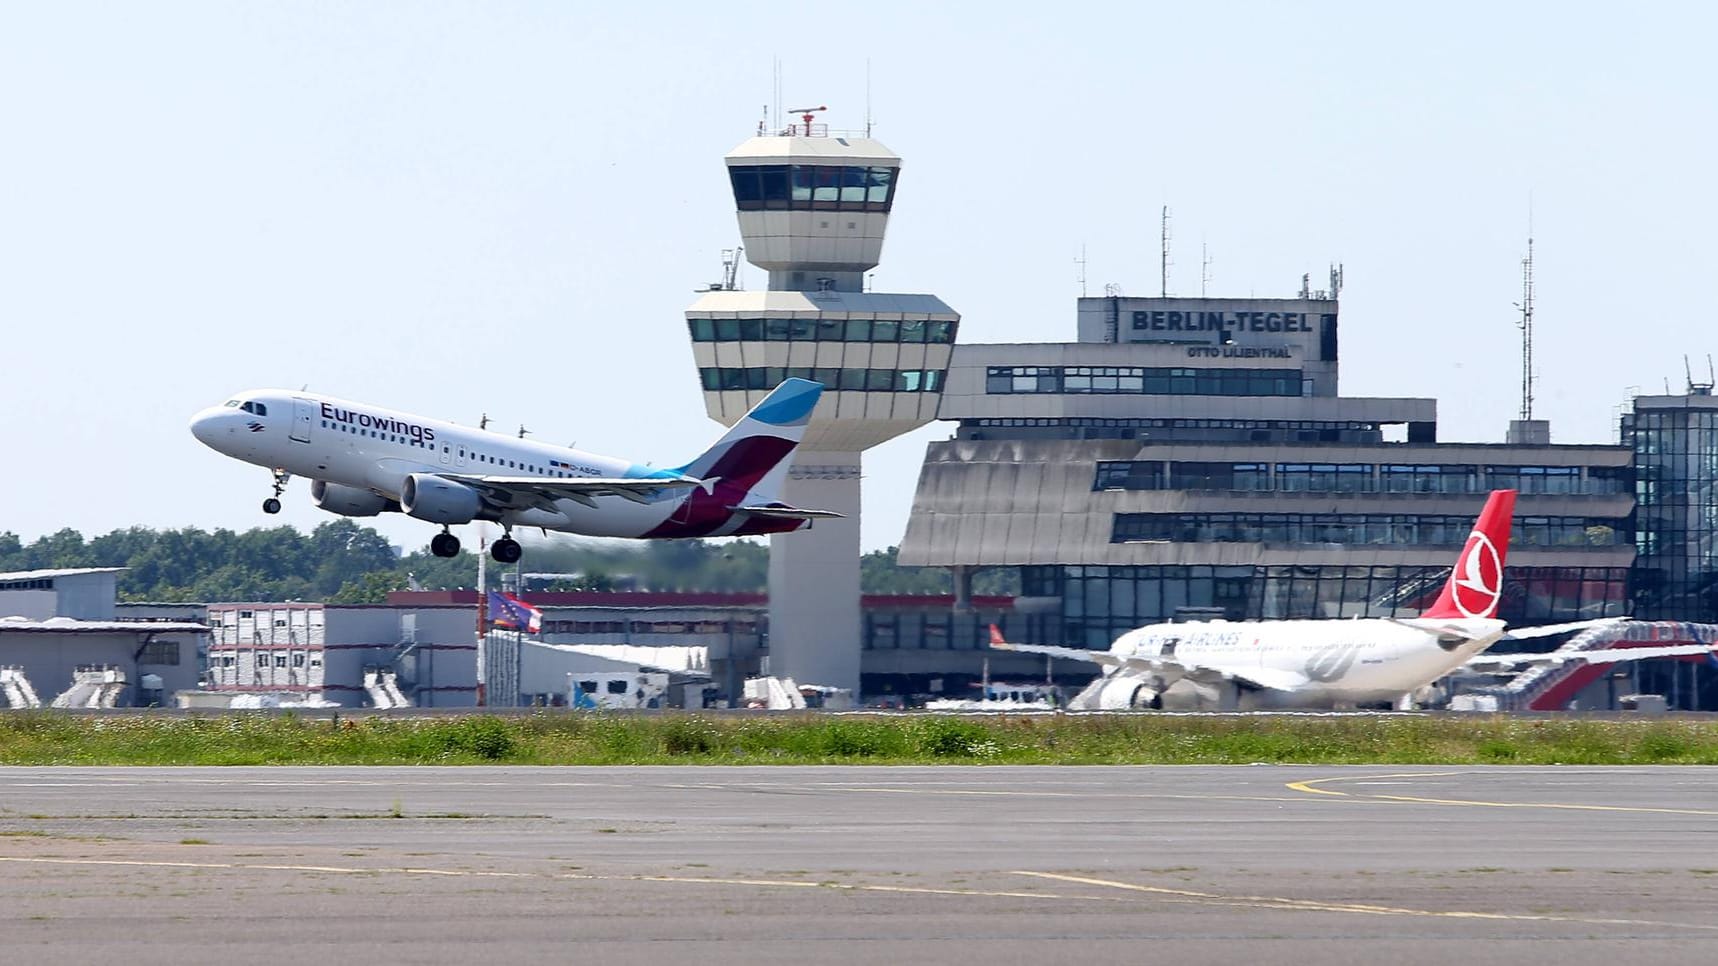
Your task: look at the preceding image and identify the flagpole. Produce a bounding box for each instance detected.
[474,523,487,707]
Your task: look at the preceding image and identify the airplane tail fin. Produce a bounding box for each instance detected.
[674,378,823,500]
[1418,489,1516,620]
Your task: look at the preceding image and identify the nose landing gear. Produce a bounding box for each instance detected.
[262,469,290,514]
[430,529,461,558]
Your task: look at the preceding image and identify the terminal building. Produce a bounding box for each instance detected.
[895,291,1636,677]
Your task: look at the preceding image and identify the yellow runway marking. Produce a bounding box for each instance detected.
[1014,871,1718,931]
[0,855,1125,905]
[1286,773,1718,816]
[6,853,1715,932]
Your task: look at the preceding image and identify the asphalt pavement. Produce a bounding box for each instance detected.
[3,765,1716,964]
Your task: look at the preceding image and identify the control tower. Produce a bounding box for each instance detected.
[685,111,958,695]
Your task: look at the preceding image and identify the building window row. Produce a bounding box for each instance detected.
[688,317,955,344]
[699,367,944,393]
[1094,461,1630,496]
[729,164,898,212]
[985,366,1303,397]
[1111,512,1624,548]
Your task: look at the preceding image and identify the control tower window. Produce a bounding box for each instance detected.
[730,164,899,212]
[844,319,873,341]
[872,320,899,342]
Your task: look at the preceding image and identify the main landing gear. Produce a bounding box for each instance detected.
[490,531,522,564]
[430,529,461,558]
[262,469,290,514]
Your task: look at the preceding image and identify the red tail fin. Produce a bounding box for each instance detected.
[1419,489,1516,620]
[989,624,1007,647]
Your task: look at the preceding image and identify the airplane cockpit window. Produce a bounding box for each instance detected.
[239,402,255,414]
[252,403,268,416]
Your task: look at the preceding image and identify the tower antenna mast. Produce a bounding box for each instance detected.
[1160,205,1172,297]
[1076,244,1088,298]
[1514,231,1535,420]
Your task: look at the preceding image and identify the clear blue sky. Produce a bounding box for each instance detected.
[3,2,1711,552]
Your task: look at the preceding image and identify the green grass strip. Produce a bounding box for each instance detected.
[3,713,1718,766]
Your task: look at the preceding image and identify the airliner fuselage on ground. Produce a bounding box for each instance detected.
[992,490,1718,710]
[189,379,834,563]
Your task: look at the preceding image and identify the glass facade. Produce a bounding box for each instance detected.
[688,317,955,344]
[986,366,1302,397]
[1093,460,1632,495]
[1112,512,1625,548]
[729,164,898,212]
[1022,564,1631,650]
[699,367,943,393]
[1624,404,1718,620]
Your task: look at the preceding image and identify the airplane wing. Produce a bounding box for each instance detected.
[440,474,701,511]
[1464,643,1717,673]
[1502,617,1633,640]
[733,504,846,520]
[988,636,1306,693]
[988,638,1132,669]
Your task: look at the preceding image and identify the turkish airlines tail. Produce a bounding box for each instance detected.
[1418,489,1517,621]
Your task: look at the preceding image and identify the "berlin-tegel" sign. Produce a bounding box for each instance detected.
[1134,310,1315,333]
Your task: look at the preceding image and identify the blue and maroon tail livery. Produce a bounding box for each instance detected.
[645,378,831,537]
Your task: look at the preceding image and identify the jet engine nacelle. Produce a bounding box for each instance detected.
[311,480,397,518]
[401,473,482,525]
[1095,675,1161,710]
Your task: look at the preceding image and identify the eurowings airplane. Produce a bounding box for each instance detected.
[991,489,1718,710]
[189,378,838,563]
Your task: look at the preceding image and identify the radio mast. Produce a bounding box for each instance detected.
[1515,234,1535,420]
[1159,206,1172,297]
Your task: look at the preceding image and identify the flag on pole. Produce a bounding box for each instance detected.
[486,591,542,634]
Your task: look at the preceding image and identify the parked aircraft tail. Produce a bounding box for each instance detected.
[1418,489,1517,621]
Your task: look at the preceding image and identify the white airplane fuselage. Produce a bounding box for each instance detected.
[1101,616,1507,709]
[188,390,794,539]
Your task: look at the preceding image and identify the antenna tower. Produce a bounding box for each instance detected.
[1201,242,1212,297]
[1515,235,1535,420]
[864,59,873,137]
[1159,206,1172,297]
[1076,244,1088,297]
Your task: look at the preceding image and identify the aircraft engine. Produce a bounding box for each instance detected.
[310,480,396,518]
[1095,676,1161,710]
[401,473,482,524]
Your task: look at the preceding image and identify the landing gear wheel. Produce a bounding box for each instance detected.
[490,536,522,564]
[430,532,461,558]
[263,468,290,515]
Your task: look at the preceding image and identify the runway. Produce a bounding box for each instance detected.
[4,766,1717,964]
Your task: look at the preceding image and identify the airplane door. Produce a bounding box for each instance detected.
[290,398,315,443]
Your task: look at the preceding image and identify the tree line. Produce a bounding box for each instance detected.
[0,523,1014,603]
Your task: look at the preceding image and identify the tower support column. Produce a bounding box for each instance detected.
[766,452,863,695]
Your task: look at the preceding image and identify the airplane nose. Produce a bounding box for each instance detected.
[189,407,226,446]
